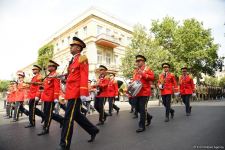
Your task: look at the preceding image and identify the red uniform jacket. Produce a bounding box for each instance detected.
[95,75,110,98]
[158,72,178,95]
[179,74,195,95]
[15,81,27,102]
[41,71,60,102]
[65,54,89,100]
[133,65,154,97]
[28,74,42,99]
[107,79,118,97]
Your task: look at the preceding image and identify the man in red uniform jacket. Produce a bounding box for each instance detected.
[133,55,154,133]
[25,65,42,128]
[58,37,99,150]
[13,71,29,122]
[179,67,195,116]
[107,72,120,116]
[38,60,60,136]
[158,63,178,122]
[93,65,110,126]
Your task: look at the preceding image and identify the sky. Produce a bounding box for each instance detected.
[0,0,224,80]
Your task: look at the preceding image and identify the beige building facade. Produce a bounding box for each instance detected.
[21,7,132,80]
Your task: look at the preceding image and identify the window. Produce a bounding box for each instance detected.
[55,43,59,51]
[97,51,103,64]
[83,26,87,36]
[106,28,111,35]
[106,52,111,65]
[97,25,103,35]
[67,36,71,43]
[127,37,131,43]
[75,31,78,37]
[114,55,118,65]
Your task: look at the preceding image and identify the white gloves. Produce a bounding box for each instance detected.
[159,84,163,89]
[192,93,196,97]
[54,99,59,103]
[174,92,180,96]
[35,97,39,101]
[80,96,86,102]
[115,96,118,99]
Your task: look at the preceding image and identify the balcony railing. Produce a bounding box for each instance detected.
[95,34,120,48]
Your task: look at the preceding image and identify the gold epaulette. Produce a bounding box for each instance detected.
[170,73,175,76]
[114,80,117,84]
[105,75,110,79]
[79,55,88,64]
[189,74,193,79]
[37,74,42,80]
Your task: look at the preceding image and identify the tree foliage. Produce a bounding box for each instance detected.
[0,80,10,92]
[122,17,219,81]
[37,44,54,73]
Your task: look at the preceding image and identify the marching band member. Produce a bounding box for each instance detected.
[179,66,195,116]
[25,65,42,128]
[93,65,110,126]
[58,37,99,150]
[37,60,60,136]
[5,81,16,119]
[158,63,179,122]
[13,71,29,122]
[107,71,120,116]
[133,55,154,133]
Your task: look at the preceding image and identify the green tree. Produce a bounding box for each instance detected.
[151,17,219,80]
[218,77,225,87]
[0,80,10,92]
[204,76,219,86]
[37,44,54,74]
[122,17,219,82]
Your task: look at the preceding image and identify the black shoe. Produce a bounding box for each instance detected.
[186,113,190,116]
[37,129,49,136]
[41,117,44,123]
[103,114,108,121]
[116,108,120,114]
[108,113,112,116]
[130,109,134,113]
[171,110,175,119]
[25,124,35,128]
[146,116,153,126]
[88,129,99,142]
[164,117,169,122]
[96,122,104,126]
[136,128,145,133]
[190,106,192,113]
[60,122,63,128]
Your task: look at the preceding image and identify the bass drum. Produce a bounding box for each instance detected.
[127,80,142,97]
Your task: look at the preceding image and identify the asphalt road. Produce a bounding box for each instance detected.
[0,101,224,150]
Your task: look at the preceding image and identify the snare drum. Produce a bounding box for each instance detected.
[127,80,143,97]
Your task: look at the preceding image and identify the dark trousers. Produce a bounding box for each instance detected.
[94,97,108,122]
[60,98,98,149]
[28,99,38,125]
[13,102,22,120]
[136,96,151,129]
[107,97,119,114]
[181,94,191,113]
[132,98,138,116]
[43,102,55,131]
[162,95,174,118]
[6,102,11,117]
[14,102,29,120]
